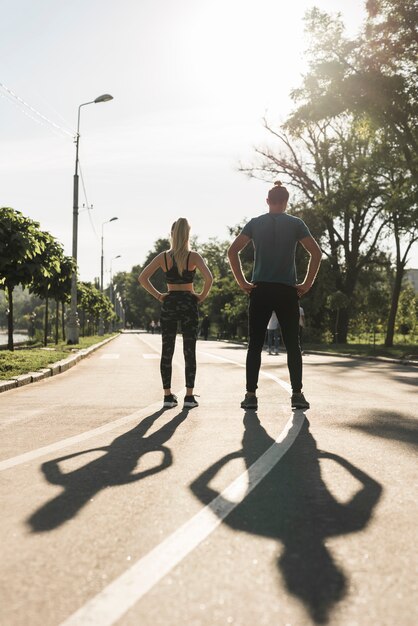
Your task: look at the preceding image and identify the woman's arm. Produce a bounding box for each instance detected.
[138,253,166,302]
[191,252,213,302]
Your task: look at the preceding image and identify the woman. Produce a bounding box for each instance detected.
[138,218,213,409]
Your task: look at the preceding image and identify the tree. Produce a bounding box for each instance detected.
[326,291,349,343]
[289,5,418,344]
[240,116,391,342]
[0,208,47,350]
[77,282,113,337]
[49,255,74,343]
[29,233,65,346]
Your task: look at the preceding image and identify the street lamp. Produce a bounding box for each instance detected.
[99,217,118,335]
[109,255,121,329]
[109,254,121,301]
[67,93,114,344]
[101,218,119,292]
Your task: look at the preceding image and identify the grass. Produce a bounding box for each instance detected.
[303,342,418,360]
[216,333,418,361]
[0,334,117,380]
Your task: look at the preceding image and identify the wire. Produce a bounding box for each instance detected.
[0,81,74,139]
[78,159,100,242]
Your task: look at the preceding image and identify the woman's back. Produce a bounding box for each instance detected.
[164,251,196,285]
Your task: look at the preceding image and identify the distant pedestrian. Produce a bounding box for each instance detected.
[200,316,210,340]
[150,320,156,334]
[267,312,280,355]
[228,181,322,410]
[138,218,213,409]
[299,306,305,352]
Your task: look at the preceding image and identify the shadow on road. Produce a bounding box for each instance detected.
[190,413,382,624]
[342,409,418,449]
[28,408,188,533]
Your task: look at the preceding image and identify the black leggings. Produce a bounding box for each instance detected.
[247,283,302,393]
[160,292,199,389]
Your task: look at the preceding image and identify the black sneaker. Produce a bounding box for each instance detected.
[291,392,310,410]
[183,395,199,408]
[240,394,258,410]
[163,394,178,408]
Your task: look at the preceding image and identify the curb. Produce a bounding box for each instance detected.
[0,335,119,394]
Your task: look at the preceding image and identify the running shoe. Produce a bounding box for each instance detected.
[183,395,199,408]
[240,394,258,410]
[163,394,178,408]
[291,392,310,410]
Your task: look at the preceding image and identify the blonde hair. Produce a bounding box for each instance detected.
[170,218,191,275]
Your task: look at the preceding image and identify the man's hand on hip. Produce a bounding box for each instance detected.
[239,280,257,294]
[296,282,311,297]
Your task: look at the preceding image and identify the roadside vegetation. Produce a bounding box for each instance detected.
[0,334,116,380]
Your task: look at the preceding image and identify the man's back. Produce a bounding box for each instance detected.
[242,212,310,285]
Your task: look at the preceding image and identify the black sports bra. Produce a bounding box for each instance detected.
[164,251,196,284]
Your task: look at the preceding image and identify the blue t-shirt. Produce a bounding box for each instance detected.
[241,212,311,285]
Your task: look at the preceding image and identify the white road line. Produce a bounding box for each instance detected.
[0,397,171,473]
[1,335,165,472]
[60,411,305,626]
[1,342,290,472]
[142,354,160,359]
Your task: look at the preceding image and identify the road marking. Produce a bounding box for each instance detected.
[143,354,160,359]
[1,343,290,472]
[60,410,305,626]
[199,350,292,394]
[0,397,172,472]
[100,354,120,359]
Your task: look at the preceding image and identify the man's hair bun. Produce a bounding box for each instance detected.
[268,180,289,204]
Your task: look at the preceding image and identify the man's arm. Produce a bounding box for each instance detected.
[227,234,255,294]
[297,236,322,297]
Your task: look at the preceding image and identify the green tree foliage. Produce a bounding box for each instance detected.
[29,232,65,346]
[238,3,418,343]
[77,282,113,337]
[0,207,48,350]
[241,116,392,342]
[397,281,417,338]
[288,4,418,345]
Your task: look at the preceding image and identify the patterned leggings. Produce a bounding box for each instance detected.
[160,292,199,389]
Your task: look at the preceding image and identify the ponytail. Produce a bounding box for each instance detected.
[170,218,191,275]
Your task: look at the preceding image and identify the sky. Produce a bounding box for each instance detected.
[2,0,416,284]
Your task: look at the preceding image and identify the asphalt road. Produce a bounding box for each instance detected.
[1,331,417,626]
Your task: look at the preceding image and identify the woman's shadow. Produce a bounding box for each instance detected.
[190,413,382,624]
[28,408,189,532]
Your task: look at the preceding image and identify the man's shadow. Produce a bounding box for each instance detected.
[190,413,382,624]
[28,408,189,533]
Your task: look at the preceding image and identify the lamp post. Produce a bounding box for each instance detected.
[109,255,121,331]
[67,93,113,344]
[99,216,118,335]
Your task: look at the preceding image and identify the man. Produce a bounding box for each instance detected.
[227,181,322,410]
[267,311,280,355]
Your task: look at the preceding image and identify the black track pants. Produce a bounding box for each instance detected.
[246,282,302,393]
[160,292,199,389]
